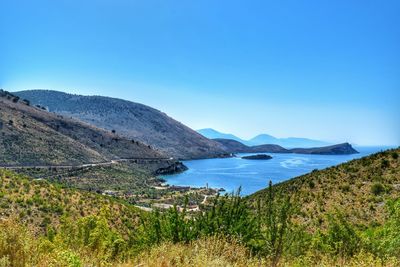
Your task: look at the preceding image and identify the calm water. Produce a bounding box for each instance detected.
[162,147,391,195]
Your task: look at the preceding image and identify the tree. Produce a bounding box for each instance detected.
[256,181,293,267]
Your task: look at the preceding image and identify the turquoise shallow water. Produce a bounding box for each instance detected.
[162,147,392,196]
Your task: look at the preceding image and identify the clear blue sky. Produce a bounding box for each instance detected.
[1,0,399,146]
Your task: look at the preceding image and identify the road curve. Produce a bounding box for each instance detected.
[0,157,174,170]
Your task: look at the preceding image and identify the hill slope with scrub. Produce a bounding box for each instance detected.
[251,147,400,229]
[14,90,229,160]
[0,90,164,166]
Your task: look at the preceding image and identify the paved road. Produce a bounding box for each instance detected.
[0,157,174,170]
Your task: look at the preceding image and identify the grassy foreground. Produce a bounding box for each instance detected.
[1,216,400,267]
[0,148,400,266]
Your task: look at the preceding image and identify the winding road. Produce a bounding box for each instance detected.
[0,157,174,170]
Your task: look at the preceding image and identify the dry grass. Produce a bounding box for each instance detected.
[133,236,264,267]
[282,252,400,267]
[1,216,399,267]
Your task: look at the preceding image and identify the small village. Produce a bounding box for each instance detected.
[101,183,226,212]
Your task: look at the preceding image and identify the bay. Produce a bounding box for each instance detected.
[162,146,392,195]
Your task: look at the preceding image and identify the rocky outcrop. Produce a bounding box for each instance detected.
[155,162,188,175]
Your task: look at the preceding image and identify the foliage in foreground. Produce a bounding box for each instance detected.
[2,183,400,266]
[1,148,400,266]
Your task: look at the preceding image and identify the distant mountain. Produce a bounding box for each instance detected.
[248,134,279,146]
[0,90,164,166]
[197,128,246,143]
[213,138,358,155]
[14,90,228,160]
[198,128,331,148]
[275,137,331,148]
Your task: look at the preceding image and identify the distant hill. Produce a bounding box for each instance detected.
[290,143,359,155]
[15,90,228,160]
[248,134,331,148]
[214,138,358,155]
[247,134,278,146]
[250,143,291,153]
[277,137,331,148]
[250,147,400,228]
[197,128,245,143]
[198,128,331,148]
[212,138,252,153]
[0,90,164,166]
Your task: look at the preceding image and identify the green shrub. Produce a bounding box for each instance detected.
[371,183,385,196]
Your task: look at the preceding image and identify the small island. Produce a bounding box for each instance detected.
[241,154,273,160]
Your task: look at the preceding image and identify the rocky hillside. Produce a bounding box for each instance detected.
[14,90,228,160]
[214,138,358,155]
[0,90,164,166]
[250,147,400,229]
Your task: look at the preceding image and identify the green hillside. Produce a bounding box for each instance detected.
[1,149,400,266]
[0,90,188,207]
[250,148,400,229]
[0,169,142,234]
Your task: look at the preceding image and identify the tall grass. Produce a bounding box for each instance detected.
[1,182,400,266]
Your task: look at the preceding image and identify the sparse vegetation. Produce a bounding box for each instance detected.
[251,148,400,230]
[0,92,162,166]
[0,106,399,267]
[1,164,400,266]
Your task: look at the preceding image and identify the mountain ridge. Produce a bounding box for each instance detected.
[0,89,166,166]
[198,128,331,148]
[14,90,229,160]
[214,138,358,155]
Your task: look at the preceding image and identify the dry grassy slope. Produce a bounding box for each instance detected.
[250,148,400,229]
[0,169,142,235]
[0,95,164,166]
[14,90,228,160]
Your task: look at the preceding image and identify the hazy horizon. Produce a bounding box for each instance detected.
[2,1,399,146]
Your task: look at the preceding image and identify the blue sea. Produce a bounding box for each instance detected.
[162,147,392,195]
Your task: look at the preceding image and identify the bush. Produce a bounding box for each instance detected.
[381,159,390,169]
[0,218,34,267]
[313,212,361,258]
[371,183,385,196]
